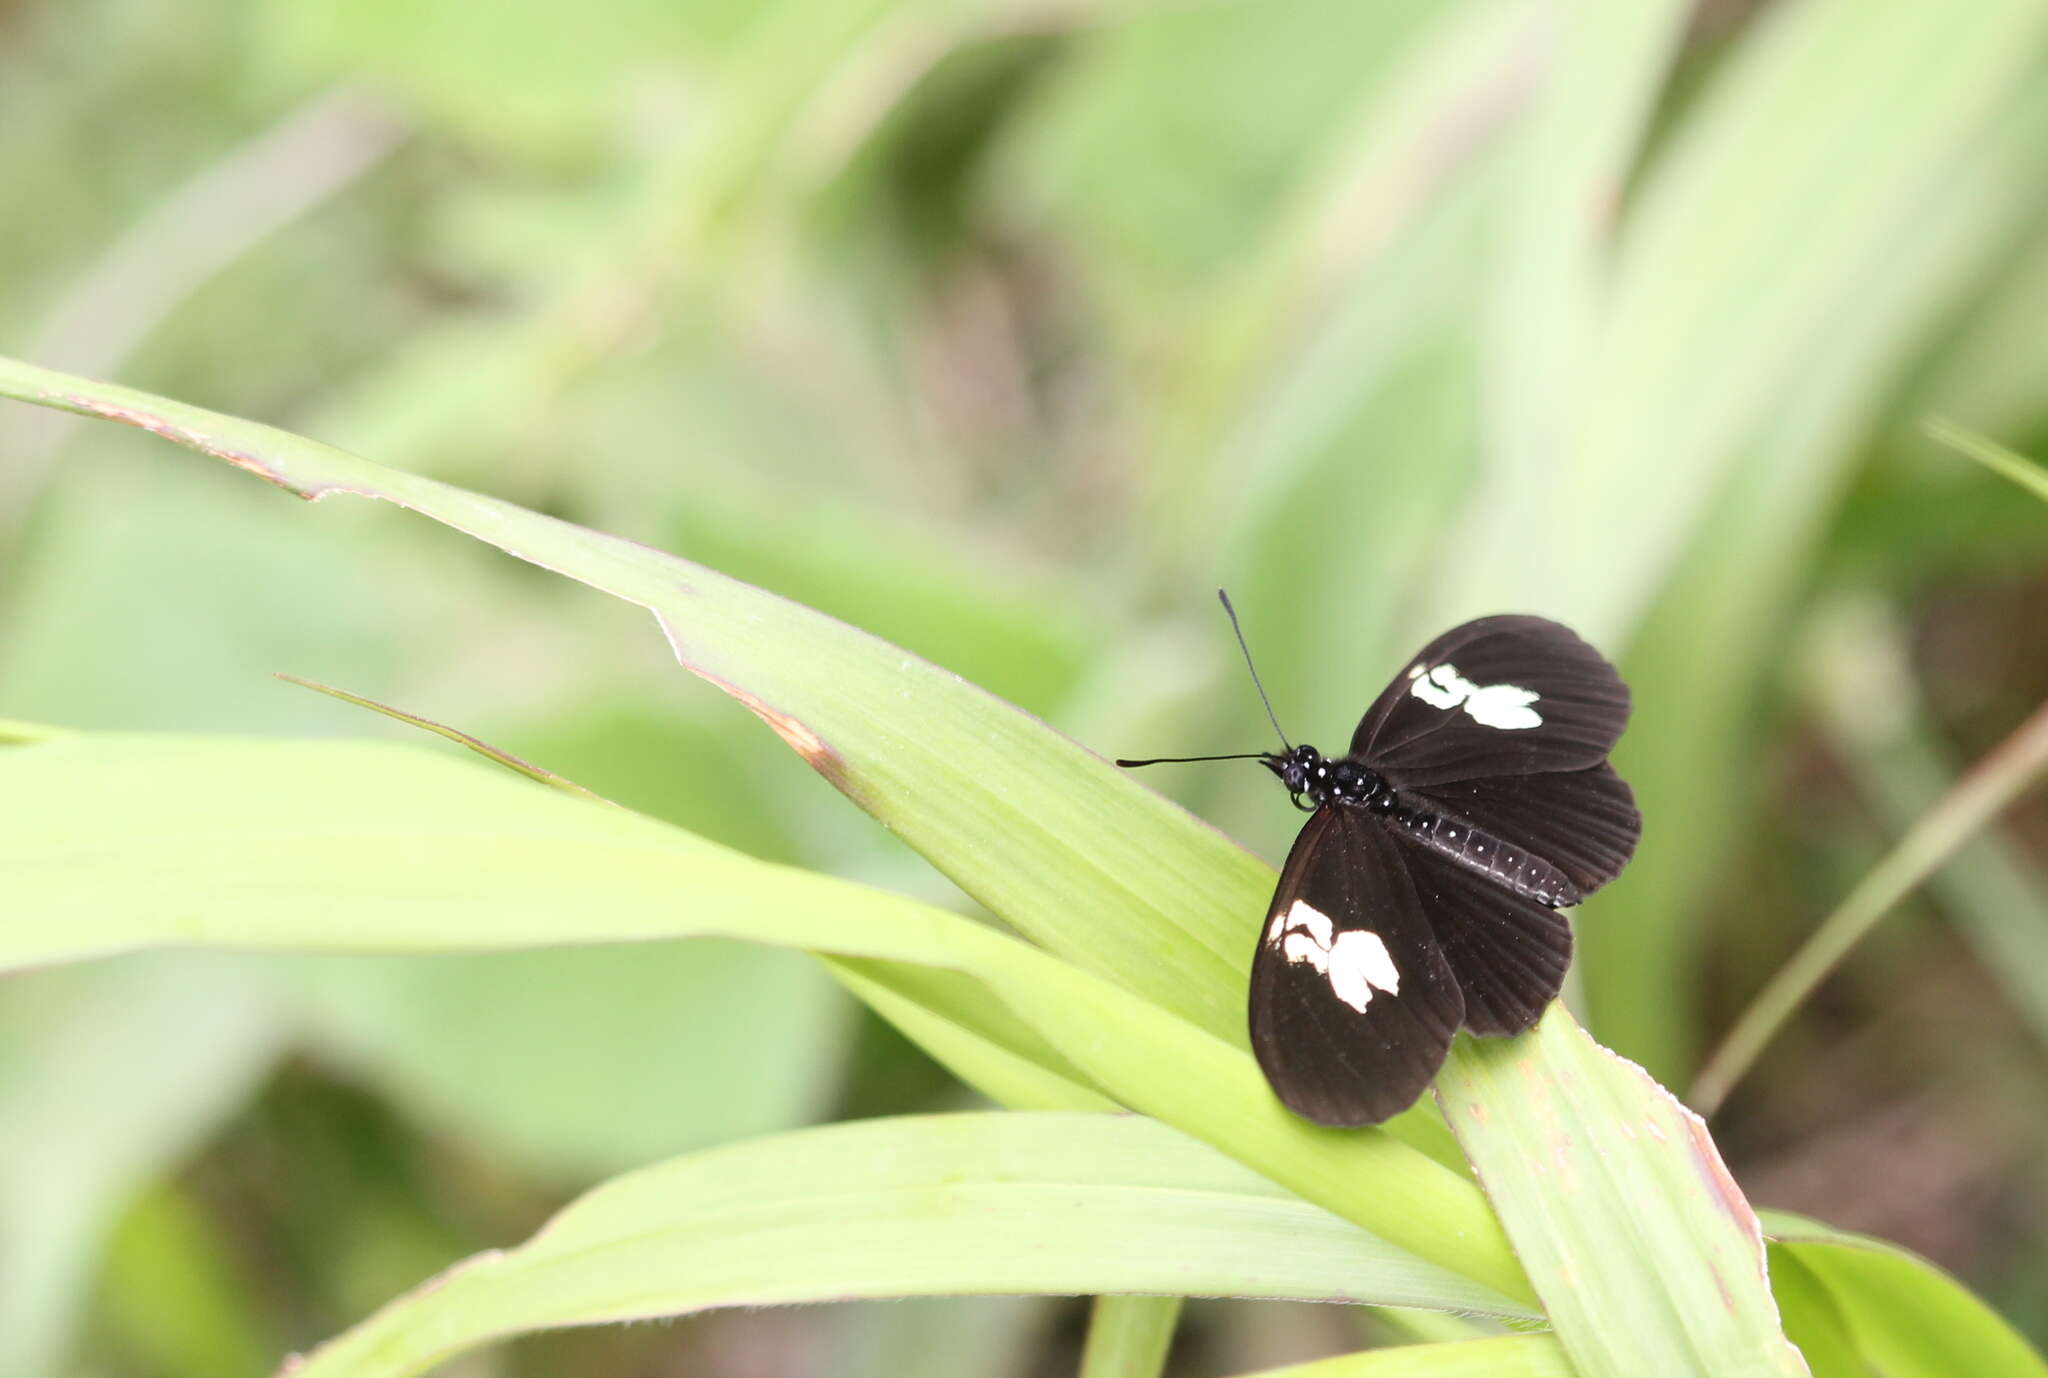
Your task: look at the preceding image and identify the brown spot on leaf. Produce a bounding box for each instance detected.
[47,392,355,500]
[690,666,844,783]
[1683,1106,1761,1232]
[655,613,850,785]
[1597,1037,1776,1276]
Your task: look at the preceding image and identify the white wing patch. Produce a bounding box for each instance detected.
[1404,662,1542,730]
[1267,898,1401,1013]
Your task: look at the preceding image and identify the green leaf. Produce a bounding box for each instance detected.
[1797,598,2048,1053]
[0,730,1524,1304]
[1763,1248,1860,1378]
[286,1112,1536,1378]
[1437,1013,1807,1378]
[1762,1212,2048,1378]
[827,956,1121,1114]
[0,351,1257,1045]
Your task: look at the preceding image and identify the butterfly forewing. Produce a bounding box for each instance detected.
[1351,616,1631,787]
[1250,807,1464,1126]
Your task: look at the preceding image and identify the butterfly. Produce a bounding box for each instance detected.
[1120,593,1640,1126]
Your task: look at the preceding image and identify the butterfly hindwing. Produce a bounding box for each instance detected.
[1350,616,1631,787]
[1394,841,1575,1036]
[1249,807,1464,1127]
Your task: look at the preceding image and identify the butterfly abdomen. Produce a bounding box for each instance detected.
[1375,800,1580,908]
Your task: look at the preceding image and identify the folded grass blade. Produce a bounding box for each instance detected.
[285,1113,1535,1378]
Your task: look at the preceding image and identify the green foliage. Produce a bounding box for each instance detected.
[4,0,2048,1373]
[0,357,2019,1375]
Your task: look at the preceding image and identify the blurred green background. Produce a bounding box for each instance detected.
[3,0,2047,1373]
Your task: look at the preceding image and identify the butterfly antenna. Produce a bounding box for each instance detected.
[1217,588,1292,751]
[1115,751,1270,768]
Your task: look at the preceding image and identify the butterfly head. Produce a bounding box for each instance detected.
[1263,744,1326,811]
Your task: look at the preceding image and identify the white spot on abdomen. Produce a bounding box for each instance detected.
[1268,898,1401,1012]
[1407,662,1542,730]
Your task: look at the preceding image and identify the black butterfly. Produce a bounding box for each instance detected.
[1120,593,1640,1126]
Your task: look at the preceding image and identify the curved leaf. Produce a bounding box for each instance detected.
[0,731,1525,1304]
[1761,1212,2048,1378]
[284,1112,1535,1378]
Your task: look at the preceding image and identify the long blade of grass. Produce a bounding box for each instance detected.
[1691,685,2048,1115]
[0,731,1524,1303]
[1801,597,2048,1049]
[1924,416,2048,503]
[274,674,618,806]
[284,1112,1535,1378]
[0,353,1258,1045]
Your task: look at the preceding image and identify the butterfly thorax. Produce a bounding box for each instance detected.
[1262,745,1391,812]
[1264,744,1578,908]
